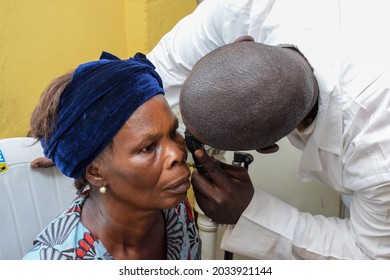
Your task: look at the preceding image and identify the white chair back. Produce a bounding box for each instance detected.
[0,137,75,259]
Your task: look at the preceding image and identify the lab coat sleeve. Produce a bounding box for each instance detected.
[221,188,369,259]
[147,0,276,107]
[146,0,228,108]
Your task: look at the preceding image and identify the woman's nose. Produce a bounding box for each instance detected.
[164,139,186,168]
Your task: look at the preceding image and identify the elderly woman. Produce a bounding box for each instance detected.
[23,52,201,260]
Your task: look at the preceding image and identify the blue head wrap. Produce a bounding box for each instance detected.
[42,52,164,179]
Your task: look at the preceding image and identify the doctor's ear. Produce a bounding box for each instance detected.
[233,35,255,43]
[256,144,279,154]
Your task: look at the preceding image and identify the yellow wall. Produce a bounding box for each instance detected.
[124,0,197,58]
[0,0,196,138]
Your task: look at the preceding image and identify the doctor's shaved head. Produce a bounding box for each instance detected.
[180,40,317,151]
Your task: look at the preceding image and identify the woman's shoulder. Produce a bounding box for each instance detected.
[22,193,89,260]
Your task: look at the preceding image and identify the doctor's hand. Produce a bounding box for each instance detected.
[191,149,254,224]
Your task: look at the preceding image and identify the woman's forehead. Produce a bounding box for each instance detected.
[118,96,176,136]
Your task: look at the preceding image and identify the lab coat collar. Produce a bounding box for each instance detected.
[299,51,342,179]
[283,42,343,177]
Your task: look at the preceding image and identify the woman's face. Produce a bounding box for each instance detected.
[96,94,190,210]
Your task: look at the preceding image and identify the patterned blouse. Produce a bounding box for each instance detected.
[23,189,201,260]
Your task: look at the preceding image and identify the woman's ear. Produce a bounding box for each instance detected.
[85,164,105,186]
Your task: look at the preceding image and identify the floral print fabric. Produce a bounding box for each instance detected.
[23,190,201,260]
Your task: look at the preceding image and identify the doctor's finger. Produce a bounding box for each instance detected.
[193,149,229,185]
[191,169,216,196]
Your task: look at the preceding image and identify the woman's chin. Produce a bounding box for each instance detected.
[163,192,188,209]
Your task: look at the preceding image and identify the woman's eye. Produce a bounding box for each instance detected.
[141,144,155,153]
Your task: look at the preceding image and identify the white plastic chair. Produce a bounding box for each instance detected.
[0,137,76,260]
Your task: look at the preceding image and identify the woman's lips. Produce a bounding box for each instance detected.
[166,180,190,194]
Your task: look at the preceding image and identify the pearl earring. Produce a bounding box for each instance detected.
[99,185,107,194]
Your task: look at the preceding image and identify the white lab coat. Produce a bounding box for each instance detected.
[147,0,390,259]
